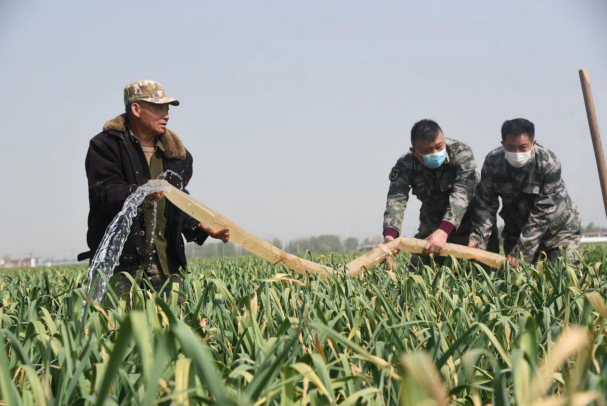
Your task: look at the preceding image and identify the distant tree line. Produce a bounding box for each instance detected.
[185,235,382,259]
[583,222,607,233]
[185,241,242,259]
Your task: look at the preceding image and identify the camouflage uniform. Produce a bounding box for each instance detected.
[384,138,499,268]
[469,144,581,263]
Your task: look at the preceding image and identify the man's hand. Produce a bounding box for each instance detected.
[423,229,448,255]
[198,223,230,243]
[505,254,519,269]
[145,180,164,201]
[468,241,478,249]
[384,236,400,255]
[210,228,230,243]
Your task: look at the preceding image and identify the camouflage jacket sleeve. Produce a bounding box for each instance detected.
[510,157,563,262]
[383,161,411,234]
[443,144,478,229]
[469,159,500,249]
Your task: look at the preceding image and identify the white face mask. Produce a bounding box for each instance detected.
[504,148,533,168]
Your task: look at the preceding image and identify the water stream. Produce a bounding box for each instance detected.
[85,180,170,303]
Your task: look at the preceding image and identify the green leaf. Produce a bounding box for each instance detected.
[0,339,21,406]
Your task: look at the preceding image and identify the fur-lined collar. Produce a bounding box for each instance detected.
[103,114,186,160]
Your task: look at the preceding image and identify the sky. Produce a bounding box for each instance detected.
[1,0,606,259]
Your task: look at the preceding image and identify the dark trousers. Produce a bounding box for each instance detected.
[109,264,184,305]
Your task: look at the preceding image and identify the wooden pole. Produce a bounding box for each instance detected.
[579,69,607,220]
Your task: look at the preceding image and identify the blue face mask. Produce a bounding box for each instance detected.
[418,148,447,169]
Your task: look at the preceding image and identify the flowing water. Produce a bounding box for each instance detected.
[85,180,171,303]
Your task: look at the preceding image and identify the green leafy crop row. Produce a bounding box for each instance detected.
[0,249,606,405]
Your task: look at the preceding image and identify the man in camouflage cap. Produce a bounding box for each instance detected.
[82,79,230,303]
[468,118,581,267]
[383,119,499,270]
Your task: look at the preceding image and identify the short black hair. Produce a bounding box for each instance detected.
[411,119,442,146]
[501,118,535,141]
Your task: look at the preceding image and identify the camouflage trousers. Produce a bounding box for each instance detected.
[409,208,500,271]
[110,264,184,305]
[503,237,581,264]
[502,206,582,264]
[502,200,582,263]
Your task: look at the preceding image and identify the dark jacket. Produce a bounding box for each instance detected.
[82,114,208,272]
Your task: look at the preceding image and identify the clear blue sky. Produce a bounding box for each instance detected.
[1,0,606,259]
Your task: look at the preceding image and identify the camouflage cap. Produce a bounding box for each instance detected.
[124,80,180,106]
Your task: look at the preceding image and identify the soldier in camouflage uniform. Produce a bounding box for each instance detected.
[468,118,581,267]
[383,119,499,269]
